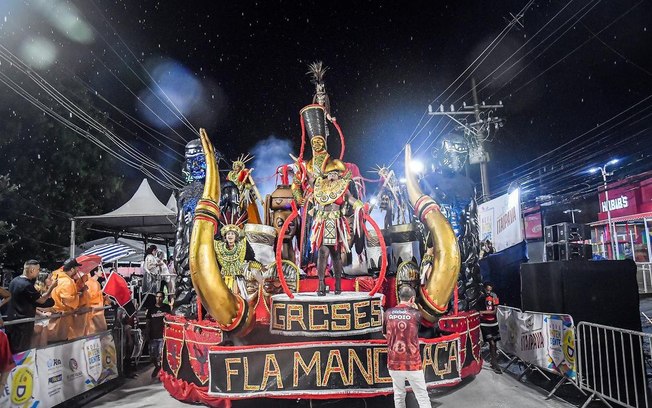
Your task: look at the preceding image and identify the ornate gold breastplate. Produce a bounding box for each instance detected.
[214,239,247,276]
[313,176,350,206]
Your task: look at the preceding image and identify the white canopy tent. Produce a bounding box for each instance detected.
[70,179,177,256]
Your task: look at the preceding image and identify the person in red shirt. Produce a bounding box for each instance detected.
[480,281,502,373]
[383,286,431,408]
[0,320,16,392]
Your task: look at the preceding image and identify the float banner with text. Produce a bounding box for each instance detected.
[269,293,384,337]
[1,331,119,408]
[478,189,523,252]
[497,306,576,379]
[208,336,461,398]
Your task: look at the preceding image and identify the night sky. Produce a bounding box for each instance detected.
[1,0,651,207]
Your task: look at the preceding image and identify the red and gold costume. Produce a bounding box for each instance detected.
[310,167,353,251]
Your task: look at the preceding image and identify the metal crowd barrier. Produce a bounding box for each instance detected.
[496,306,584,400]
[576,321,652,408]
[2,305,110,327]
[636,262,652,294]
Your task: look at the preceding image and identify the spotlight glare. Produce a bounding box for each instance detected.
[409,160,424,173]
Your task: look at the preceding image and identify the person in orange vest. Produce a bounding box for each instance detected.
[48,258,87,342]
[85,269,109,335]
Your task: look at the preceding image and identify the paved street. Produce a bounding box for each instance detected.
[89,363,574,408]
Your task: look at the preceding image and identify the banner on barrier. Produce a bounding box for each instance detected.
[0,349,41,408]
[208,337,461,398]
[478,189,523,252]
[497,307,576,379]
[2,331,118,408]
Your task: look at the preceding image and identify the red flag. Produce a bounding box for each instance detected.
[103,272,137,316]
[103,272,131,306]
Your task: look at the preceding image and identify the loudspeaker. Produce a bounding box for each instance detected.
[559,243,592,260]
[544,225,558,244]
[556,222,585,242]
[545,244,559,261]
[546,243,592,261]
[521,260,641,331]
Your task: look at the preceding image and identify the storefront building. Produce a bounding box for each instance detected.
[588,172,652,261]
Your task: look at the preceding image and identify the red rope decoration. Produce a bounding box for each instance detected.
[197,295,203,321]
[364,212,387,297]
[453,283,459,315]
[299,114,306,161]
[331,119,345,160]
[275,200,299,299]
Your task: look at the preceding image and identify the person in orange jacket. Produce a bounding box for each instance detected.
[48,258,87,342]
[85,269,109,335]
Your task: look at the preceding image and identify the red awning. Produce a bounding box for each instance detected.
[588,211,652,226]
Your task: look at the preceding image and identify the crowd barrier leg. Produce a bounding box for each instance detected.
[499,349,519,370]
[516,362,552,382]
[546,376,586,400]
[580,391,614,408]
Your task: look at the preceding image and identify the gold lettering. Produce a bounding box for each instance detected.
[322,350,349,386]
[243,357,259,391]
[224,358,241,391]
[449,339,459,374]
[271,303,285,330]
[331,303,351,331]
[373,348,392,383]
[434,342,450,377]
[308,304,329,331]
[370,300,382,327]
[293,351,322,387]
[260,353,284,389]
[348,348,373,385]
[422,344,436,373]
[286,304,307,330]
[353,301,370,329]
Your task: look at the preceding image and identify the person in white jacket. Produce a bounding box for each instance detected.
[142,245,164,294]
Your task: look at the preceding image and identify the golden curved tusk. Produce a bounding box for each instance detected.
[404,145,460,315]
[189,129,254,332]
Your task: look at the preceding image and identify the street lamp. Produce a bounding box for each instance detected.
[563,208,582,223]
[589,159,620,259]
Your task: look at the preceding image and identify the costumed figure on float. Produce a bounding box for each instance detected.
[213,217,256,297]
[420,134,483,310]
[173,139,222,316]
[160,64,483,406]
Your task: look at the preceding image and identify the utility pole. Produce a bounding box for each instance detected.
[428,78,504,200]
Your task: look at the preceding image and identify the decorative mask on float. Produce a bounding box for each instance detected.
[244,261,263,298]
[183,139,224,183]
[274,211,297,238]
[432,133,469,174]
[182,139,206,183]
[396,260,420,294]
[262,261,298,296]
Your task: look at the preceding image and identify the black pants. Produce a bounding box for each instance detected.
[6,322,34,353]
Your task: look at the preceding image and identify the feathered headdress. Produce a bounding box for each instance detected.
[232,153,253,170]
[218,211,247,238]
[306,61,331,114]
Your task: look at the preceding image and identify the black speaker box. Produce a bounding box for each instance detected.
[558,243,592,260]
[556,222,585,242]
[544,225,558,244]
[521,260,640,331]
[546,243,592,261]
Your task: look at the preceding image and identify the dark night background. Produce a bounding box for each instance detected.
[0,0,650,265]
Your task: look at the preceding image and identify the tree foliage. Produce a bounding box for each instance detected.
[0,80,126,269]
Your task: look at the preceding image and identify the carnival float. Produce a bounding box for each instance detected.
[161,63,483,406]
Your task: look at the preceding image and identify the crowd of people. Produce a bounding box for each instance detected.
[0,248,177,388]
[1,258,110,355]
